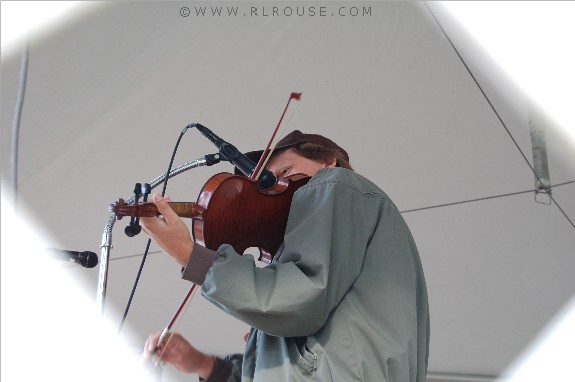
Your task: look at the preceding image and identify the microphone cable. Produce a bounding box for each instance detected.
[118,124,198,334]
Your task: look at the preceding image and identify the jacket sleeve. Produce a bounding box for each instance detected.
[199,171,381,337]
[201,354,242,382]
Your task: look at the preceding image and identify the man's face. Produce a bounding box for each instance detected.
[266,148,336,177]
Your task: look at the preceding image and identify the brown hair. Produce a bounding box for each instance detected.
[236,130,354,175]
[291,142,353,171]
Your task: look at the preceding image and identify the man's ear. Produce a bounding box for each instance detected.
[325,157,337,168]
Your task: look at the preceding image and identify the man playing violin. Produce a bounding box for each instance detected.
[141,130,429,381]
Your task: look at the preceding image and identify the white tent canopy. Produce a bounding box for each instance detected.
[2,2,574,382]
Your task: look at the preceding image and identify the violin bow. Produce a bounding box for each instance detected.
[251,92,302,181]
[154,283,199,363]
[153,92,302,361]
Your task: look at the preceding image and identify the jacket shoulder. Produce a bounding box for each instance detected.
[306,168,384,197]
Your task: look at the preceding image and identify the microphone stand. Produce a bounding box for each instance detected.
[96,156,217,313]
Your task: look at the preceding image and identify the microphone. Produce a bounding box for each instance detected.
[46,248,99,268]
[193,124,277,189]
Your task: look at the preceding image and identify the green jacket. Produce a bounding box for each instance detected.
[184,168,429,381]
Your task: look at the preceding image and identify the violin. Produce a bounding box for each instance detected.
[111,172,310,263]
[111,92,304,362]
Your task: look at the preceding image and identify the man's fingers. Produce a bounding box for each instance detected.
[153,194,179,223]
[146,331,163,352]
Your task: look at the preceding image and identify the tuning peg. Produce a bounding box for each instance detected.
[124,223,142,237]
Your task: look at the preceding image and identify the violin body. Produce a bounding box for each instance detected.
[194,173,309,263]
[110,173,310,263]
